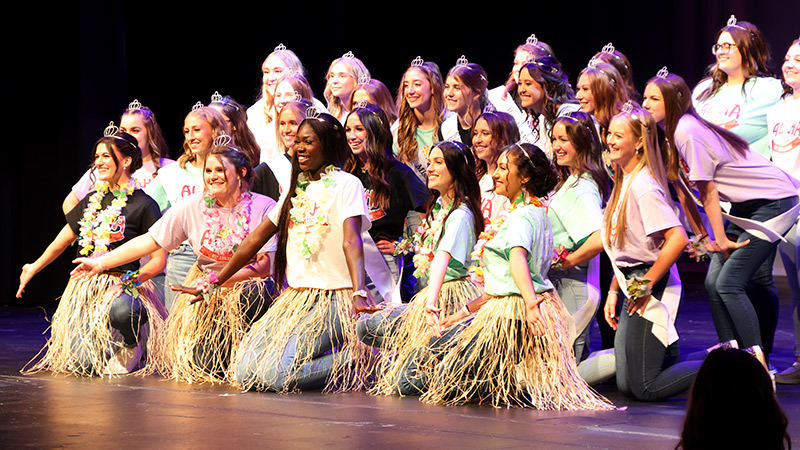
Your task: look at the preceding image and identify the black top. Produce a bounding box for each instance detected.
[354,160,429,242]
[66,189,162,273]
[252,162,282,202]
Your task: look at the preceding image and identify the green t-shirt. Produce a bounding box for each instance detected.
[547,173,603,252]
[435,203,477,282]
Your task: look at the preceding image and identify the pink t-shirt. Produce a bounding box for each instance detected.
[149,192,278,272]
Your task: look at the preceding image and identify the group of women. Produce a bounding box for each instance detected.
[16,16,799,410]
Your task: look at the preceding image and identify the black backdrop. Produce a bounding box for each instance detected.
[5,0,798,307]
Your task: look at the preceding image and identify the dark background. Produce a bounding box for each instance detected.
[5,0,798,307]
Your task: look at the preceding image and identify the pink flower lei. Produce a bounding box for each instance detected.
[202,190,253,259]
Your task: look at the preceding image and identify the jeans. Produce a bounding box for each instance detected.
[779,223,800,354]
[615,266,702,401]
[549,260,598,362]
[164,243,197,312]
[356,304,407,349]
[109,292,149,347]
[706,196,798,353]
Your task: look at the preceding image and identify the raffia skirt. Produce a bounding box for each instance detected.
[150,264,273,384]
[421,291,614,410]
[231,286,372,393]
[368,277,482,396]
[23,273,165,377]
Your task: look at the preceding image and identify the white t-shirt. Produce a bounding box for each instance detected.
[767,95,800,181]
[149,192,278,273]
[478,173,510,225]
[675,114,798,203]
[268,169,370,290]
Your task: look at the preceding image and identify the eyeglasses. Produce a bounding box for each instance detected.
[712,43,737,55]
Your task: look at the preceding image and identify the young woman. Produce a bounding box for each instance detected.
[770,38,800,384]
[63,100,174,214]
[693,16,783,159]
[148,104,230,310]
[358,140,483,396]
[72,139,277,383]
[517,55,579,157]
[349,77,398,124]
[324,51,370,123]
[576,61,629,138]
[602,102,703,401]
[487,35,556,144]
[19,129,166,376]
[394,57,446,182]
[592,42,639,102]
[344,104,428,303]
[247,44,306,161]
[265,99,314,197]
[441,57,489,144]
[645,71,799,372]
[420,143,611,409]
[472,110,521,223]
[547,111,611,363]
[272,74,316,114]
[190,111,375,392]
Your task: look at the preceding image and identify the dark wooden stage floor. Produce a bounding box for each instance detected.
[2,270,799,449]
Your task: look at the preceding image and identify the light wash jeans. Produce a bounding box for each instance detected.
[164,242,197,312]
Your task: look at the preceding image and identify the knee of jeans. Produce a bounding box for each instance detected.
[108,294,135,328]
[355,318,373,344]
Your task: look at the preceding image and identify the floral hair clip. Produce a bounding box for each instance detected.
[104,121,119,137]
[274,43,287,52]
[358,73,371,85]
[342,51,355,59]
[191,101,204,111]
[657,66,669,79]
[213,131,233,147]
[127,99,142,111]
[456,55,468,67]
[411,56,425,67]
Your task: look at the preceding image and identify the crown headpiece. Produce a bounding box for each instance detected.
[354,99,369,110]
[342,51,355,59]
[358,73,371,85]
[191,101,204,111]
[727,15,737,27]
[104,121,119,137]
[456,55,468,67]
[274,43,286,52]
[304,106,321,120]
[210,91,223,103]
[213,131,233,147]
[127,99,142,111]
[526,34,538,46]
[483,104,496,114]
[602,42,616,54]
[657,66,669,79]
[621,101,634,114]
[410,56,424,67]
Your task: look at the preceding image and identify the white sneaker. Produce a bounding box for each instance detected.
[104,344,142,375]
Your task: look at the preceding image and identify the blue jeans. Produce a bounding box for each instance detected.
[164,243,197,312]
[706,196,799,353]
[778,223,800,354]
[549,262,597,362]
[109,292,148,347]
[615,266,702,401]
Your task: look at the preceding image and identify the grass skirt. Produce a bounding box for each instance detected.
[421,292,614,410]
[370,277,481,396]
[151,265,273,384]
[231,287,371,393]
[23,273,166,377]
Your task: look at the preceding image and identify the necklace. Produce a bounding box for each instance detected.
[202,190,253,259]
[289,165,338,259]
[412,198,453,279]
[77,181,135,257]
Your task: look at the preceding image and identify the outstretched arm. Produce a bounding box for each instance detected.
[216,218,278,286]
[71,233,161,279]
[17,225,78,297]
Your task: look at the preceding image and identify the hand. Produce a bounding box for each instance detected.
[375,239,396,255]
[17,264,36,298]
[352,290,380,317]
[526,301,545,336]
[604,293,619,330]
[627,294,652,317]
[424,303,442,338]
[708,236,749,260]
[169,284,204,305]
[70,257,102,280]
[440,307,469,329]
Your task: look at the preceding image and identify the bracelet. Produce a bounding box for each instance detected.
[464,303,472,314]
[607,290,619,297]
[698,233,708,241]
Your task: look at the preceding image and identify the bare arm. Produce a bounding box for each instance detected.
[508,246,546,336]
[62,192,80,216]
[17,224,77,297]
[217,218,278,286]
[627,225,689,316]
[561,231,603,270]
[71,233,161,279]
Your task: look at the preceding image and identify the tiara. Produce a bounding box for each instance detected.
[354,99,369,110]
[726,14,746,30]
[657,66,669,79]
[621,101,650,129]
[448,140,471,165]
[192,101,204,111]
[291,91,302,102]
[527,57,558,74]
[456,55,468,67]
[211,91,223,103]
[483,103,496,114]
[304,106,321,120]
[526,34,538,46]
[602,42,616,54]
[127,99,142,111]
[104,121,119,137]
[342,51,355,59]
[274,43,286,52]
[587,58,617,88]
[213,132,233,147]
[515,143,536,166]
[358,73,371,85]
[411,56,424,67]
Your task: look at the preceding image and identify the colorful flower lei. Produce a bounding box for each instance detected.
[289,165,337,259]
[411,198,452,279]
[202,190,253,259]
[77,181,135,256]
[626,277,652,301]
[192,269,220,302]
[468,192,542,284]
[551,245,572,271]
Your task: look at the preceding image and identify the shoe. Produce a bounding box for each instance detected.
[776,361,800,385]
[104,343,142,375]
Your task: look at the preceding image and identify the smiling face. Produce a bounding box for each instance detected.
[783,43,800,92]
[345,113,368,158]
[274,81,298,113]
[119,113,149,155]
[642,83,666,125]
[444,75,474,115]
[471,118,496,163]
[403,68,433,112]
[492,151,526,200]
[183,114,214,157]
[512,49,532,84]
[327,61,357,102]
[551,121,578,169]
[294,122,326,177]
[262,54,289,96]
[715,31,743,78]
[278,107,302,152]
[426,146,454,196]
[204,154,241,200]
[518,67,544,111]
[576,74,596,114]
[94,142,129,183]
[606,116,642,174]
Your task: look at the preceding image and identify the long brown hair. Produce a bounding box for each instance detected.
[345,104,395,211]
[578,62,629,133]
[552,112,611,206]
[395,62,445,165]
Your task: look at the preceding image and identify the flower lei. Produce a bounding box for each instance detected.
[468,192,543,284]
[551,245,571,271]
[192,269,220,302]
[626,277,652,301]
[411,199,453,279]
[77,181,135,256]
[289,165,337,259]
[202,190,253,259]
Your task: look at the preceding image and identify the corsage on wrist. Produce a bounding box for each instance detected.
[688,234,710,261]
[192,269,220,302]
[120,270,142,295]
[551,245,571,271]
[626,277,652,301]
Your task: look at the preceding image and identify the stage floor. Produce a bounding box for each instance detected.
[2,271,798,449]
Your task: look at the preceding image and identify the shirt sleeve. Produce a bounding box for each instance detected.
[148,200,190,253]
[436,207,476,265]
[557,180,603,243]
[71,168,95,201]
[675,117,720,182]
[636,187,682,236]
[336,175,370,233]
[502,213,534,256]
